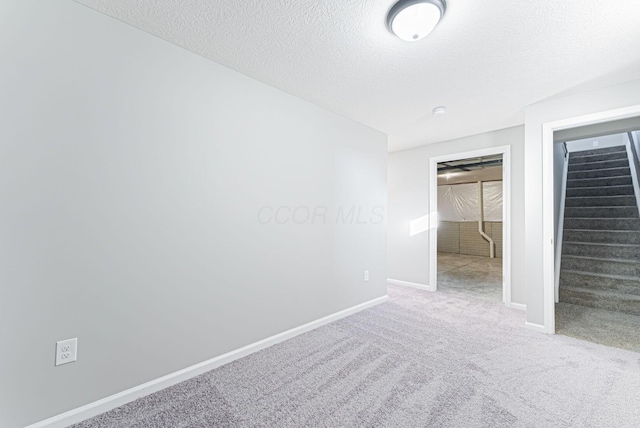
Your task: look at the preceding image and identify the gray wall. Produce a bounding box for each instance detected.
[388,126,525,303]
[565,133,626,152]
[0,1,388,427]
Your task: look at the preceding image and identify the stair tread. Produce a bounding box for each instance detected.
[562,269,640,282]
[569,159,628,166]
[562,255,640,264]
[572,146,625,152]
[564,241,640,248]
[571,150,627,158]
[572,147,626,153]
[568,166,631,173]
[566,195,635,199]
[566,185,633,189]
[561,285,640,301]
[568,175,632,181]
[564,217,640,220]
[566,186,634,191]
[566,206,636,210]
[564,229,640,232]
[569,157,628,164]
[566,206,637,209]
[564,207,639,218]
[566,205,635,208]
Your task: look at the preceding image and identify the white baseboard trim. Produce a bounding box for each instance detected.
[506,301,527,311]
[524,321,551,334]
[25,295,389,428]
[387,278,435,292]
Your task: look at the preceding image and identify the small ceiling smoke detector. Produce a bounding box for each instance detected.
[432,106,447,117]
[387,0,446,42]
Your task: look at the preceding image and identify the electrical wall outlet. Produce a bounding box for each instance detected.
[55,338,78,366]
[364,270,370,282]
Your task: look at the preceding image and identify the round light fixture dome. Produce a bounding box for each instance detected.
[387,0,446,42]
[432,106,447,116]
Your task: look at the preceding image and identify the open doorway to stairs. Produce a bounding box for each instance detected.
[552,118,640,352]
[429,146,515,307]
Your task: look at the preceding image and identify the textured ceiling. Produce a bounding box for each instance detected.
[75,0,640,151]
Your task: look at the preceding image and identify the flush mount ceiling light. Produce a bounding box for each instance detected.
[432,106,447,116]
[387,0,446,42]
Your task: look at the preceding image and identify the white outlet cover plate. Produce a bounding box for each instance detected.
[56,338,78,366]
[364,270,370,281]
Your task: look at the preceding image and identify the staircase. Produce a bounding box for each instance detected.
[559,145,640,316]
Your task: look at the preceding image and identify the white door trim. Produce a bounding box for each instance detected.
[541,104,640,334]
[428,145,514,307]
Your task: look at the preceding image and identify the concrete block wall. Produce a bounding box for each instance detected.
[438,221,503,258]
[488,222,503,258]
[437,222,460,253]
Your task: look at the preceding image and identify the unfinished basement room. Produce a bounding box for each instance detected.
[437,154,504,302]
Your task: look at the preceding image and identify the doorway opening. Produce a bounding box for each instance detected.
[437,155,503,301]
[541,106,640,335]
[551,119,640,352]
[429,146,515,307]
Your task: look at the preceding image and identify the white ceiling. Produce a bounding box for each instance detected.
[75,0,640,152]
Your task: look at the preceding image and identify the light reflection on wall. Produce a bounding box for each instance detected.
[409,212,438,237]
